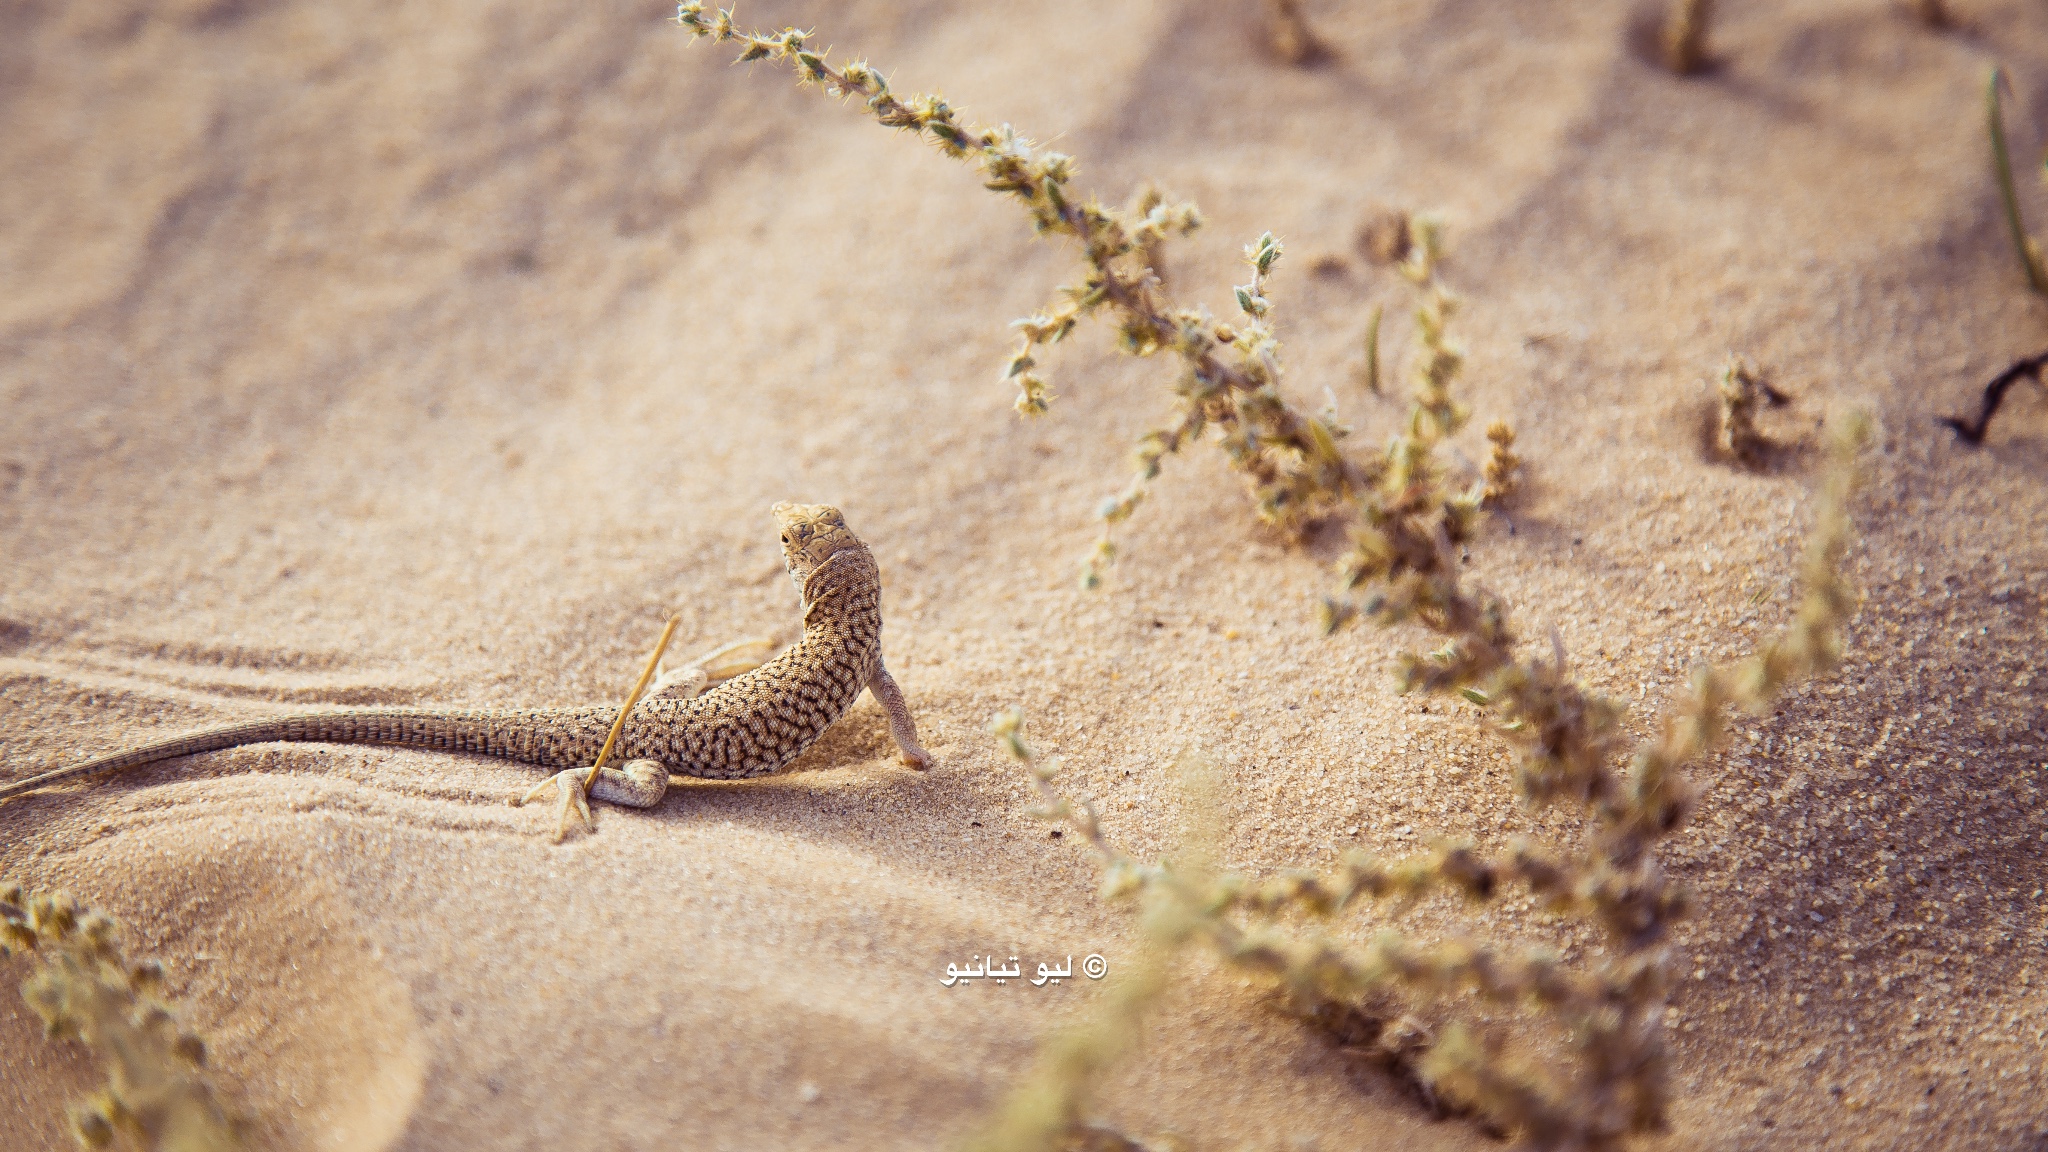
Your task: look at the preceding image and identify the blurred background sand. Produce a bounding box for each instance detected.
[3,0,2046,1147]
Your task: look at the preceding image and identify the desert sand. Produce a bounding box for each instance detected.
[4,0,2047,1148]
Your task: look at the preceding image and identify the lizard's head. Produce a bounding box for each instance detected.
[772,502,860,591]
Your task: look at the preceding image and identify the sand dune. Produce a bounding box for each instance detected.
[5,0,2048,1148]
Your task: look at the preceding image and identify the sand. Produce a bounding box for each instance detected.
[3,0,2047,1148]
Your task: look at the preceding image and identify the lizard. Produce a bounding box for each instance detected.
[0,503,932,838]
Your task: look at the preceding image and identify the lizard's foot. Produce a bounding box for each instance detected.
[516,760,669,842]
[518,769,594,842]
[649,637,779,701]
[592,759,669,808]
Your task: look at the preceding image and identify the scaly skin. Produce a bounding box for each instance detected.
[0,504,931,817]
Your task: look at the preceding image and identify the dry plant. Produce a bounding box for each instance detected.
[1662,0,1714,75]
[1712,356,1787,465]
[993,411,1871,1149]
[1356,208,1414,267]
[961,942,1179,1152]
[1480,419,1521,505]
[670,9,1871,1144]
[1263,0,1330,67]
[2,883,241,1151]
[962,739,1218,1152]
[672,4,1517,605]
[1355,304,1385,395]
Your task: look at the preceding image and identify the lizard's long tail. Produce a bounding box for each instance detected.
[0,708,595,804]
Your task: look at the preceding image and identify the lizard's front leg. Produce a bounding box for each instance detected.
[867,661,931,769]
[518,760,668,842]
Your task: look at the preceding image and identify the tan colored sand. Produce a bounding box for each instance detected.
[5,0,2048,1147]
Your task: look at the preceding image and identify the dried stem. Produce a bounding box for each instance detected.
[1988,67,2048,295]
[674,4,1403,594]
[581,613,680,794]
[1713,356,1784,464]
[978,710,1209,1152]
[994,415,1870,1147]
[1359,304,1384,395]
[1662,0,1714,76]
[1264,0,1331,67]
[2,884,241,1151]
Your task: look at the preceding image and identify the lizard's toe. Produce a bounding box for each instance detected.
[516,772,558,808]
[515,769,595,842]
[553,773,596,842]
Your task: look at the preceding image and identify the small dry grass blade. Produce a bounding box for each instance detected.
[1989,66,2048,295]
[581,615,681,794]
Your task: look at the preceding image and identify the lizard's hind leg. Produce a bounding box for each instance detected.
[648,637,779,701]
[518,760,668,842]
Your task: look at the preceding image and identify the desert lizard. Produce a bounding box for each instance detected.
[0,503,931,835]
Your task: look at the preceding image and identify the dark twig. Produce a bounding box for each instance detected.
[1941,350,2048,445]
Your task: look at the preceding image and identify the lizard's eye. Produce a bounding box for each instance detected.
[780,533,791,545]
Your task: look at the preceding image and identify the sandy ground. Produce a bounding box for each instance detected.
[4,0,2048,1148]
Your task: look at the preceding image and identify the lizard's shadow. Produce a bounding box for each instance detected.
[655,697,920,806]
[645,692,998,854]
[781,699,902,772]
